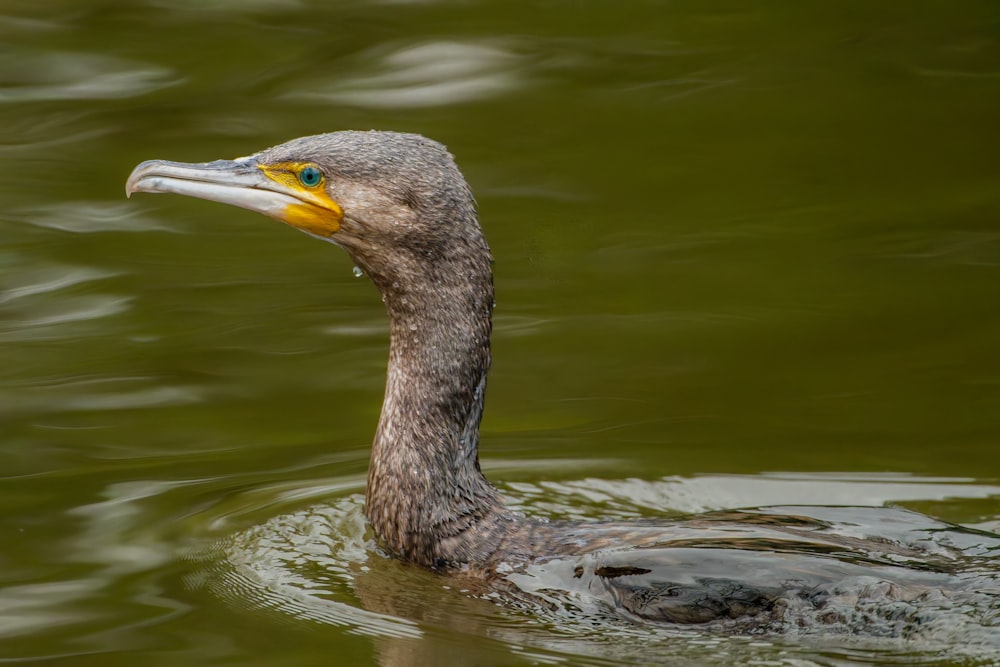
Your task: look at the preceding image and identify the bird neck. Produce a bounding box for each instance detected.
[362,246,510,568]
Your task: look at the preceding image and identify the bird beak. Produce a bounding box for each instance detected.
[125,157,343,238]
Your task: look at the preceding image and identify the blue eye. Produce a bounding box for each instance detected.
[299,165,323,187]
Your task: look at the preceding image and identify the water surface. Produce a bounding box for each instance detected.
[1,1,998,665]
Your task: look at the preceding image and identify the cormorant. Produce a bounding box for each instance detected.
[126,131,1000,631]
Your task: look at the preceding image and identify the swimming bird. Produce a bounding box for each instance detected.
[126,131,999,631]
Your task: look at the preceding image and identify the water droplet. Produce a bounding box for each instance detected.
[352,266,364,278]
[409,324,418,331]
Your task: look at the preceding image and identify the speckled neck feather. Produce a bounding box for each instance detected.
[276,132,521,568]
[362,210,517,569]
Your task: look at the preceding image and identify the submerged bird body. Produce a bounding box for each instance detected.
[126,132,1000,634]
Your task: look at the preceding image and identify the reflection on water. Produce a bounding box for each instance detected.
[0,264,117,305]
[288,41,523,108]
[17,202,181,234]
[0,52,178,103]
[508,472,1000,520]
[0,256,127,350]
[217,496,423,639]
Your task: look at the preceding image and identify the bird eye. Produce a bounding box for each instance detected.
[298,165,323,187]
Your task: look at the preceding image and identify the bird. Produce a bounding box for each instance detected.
[126,131,1000,632]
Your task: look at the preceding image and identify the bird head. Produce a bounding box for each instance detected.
[126,131,485,290]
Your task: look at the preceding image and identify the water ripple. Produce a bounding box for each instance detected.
[0,294,129,339]
[510,472,1000,519]
[218,497,424,639]
[0,265,118,305]
[0,14,66,34]
[0,580,102,639]
[210,473,1000,664]
[17,202,180,233]
[147,0,303,10]
[286,41,523,108]
[0,52,180,103]
[0,112,109,157]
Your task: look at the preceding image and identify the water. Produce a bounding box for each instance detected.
[1,1,999,665]
[214,488,1000,664]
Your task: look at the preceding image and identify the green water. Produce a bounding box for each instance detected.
[1,1,998,664]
